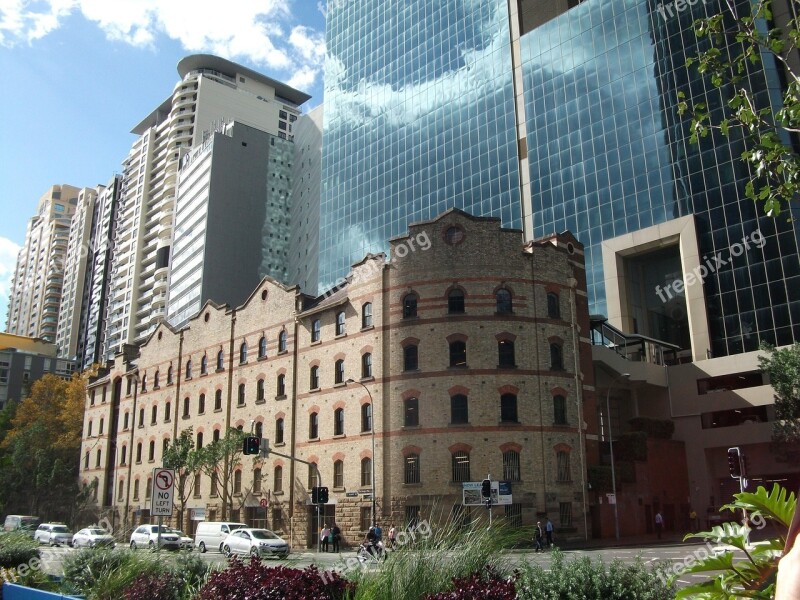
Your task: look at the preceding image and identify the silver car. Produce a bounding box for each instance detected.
[33,523,72,546]
[166,528,193,550]
[129,525,181,550]
[71,527,115,548]
[221,528,290,558]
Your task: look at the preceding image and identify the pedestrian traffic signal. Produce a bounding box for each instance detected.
[311,486,329,504]
[481,478,492,498]
[243,436,260,455]
[727,447,742,479]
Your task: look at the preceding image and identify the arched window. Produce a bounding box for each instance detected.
[279,330,288,352]
[333,460,344,488]
[141,375,147,393]
[362,353,372,378]
[334,359,345,384]
[404,397,419,427]
[334,407,345,436]
[167,366,173,384]
[234,470,242,494]
[362,302,373,328]
[216,350,224,371]
[255,422,263,438]
[547,292,561,319]
[498,340,515,367]
[240,342,248,363]
[196,432,203,449]
[238,383,246,406]
[258,335,267,358]
[139,407,145,426]
[120,446,127,465]
[164,402,171,422]
[311,319,321,342]
[404,454,420,484]
[309,412,319,439]
[403,294,418,318]
[253,469,261,493]
[556,450,571,482]
[336,311,346,336]
[448,289,465,314]
[503,450,521,481]
[449,340,467,367]
[198,393,205,414]
[277,374,286,397]
[500,393,518,423]
[275,418,284,444]
[99,418,104,434]
[451,451,470,482]
[87,421,93,437]
[136,443,142,463]
[201,355,208,375]
[550,343,563,371]
[163,438,170,456]
[403,345,418,371]
[496,288,513,314]
[257,379,265,402]
[183,397,190,418]
[361,403,372,432]
[361,458,372,486]
[213,429,220,443]
[185,359,192,379]
[150,406,157,424]
[148,440,155,461]
[214,390,222,411]
[309,365,320,390]
[274,466,283,492]
[450,394,469,424]
[153,371,160,388]
[553,395,567,425]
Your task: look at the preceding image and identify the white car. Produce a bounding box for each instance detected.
[166,528,193,550]
[33,523,73,546]
[71,527,115,549]
[221,528,290,559]
[129,525,181,551]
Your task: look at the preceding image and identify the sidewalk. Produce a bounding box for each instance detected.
[552,532,688,551]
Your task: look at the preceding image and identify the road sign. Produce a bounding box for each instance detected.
[259,498,268,508]
[462,481,513,506]
[151,468,175,517]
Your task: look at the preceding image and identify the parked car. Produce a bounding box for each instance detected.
[71,527,115,548]
[129,525,181,551]
[34,523,73,546]
[3,515,40,537]
[194,521,248,553]
[167,527,193,550]
[221,528,290,559]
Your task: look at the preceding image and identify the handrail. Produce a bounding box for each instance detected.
[590,317,680,366]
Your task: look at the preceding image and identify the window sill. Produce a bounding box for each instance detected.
[360,376,375,383]
[308,437,320,443]
[138,424,144,429]
[497,364,517,369]
[198,411,205,416]
[335,332,347,339]
[403,367,420,373]
[403,424,420,429]
[200,372,208,377]
[148,459,155,464]
[499,420,520,425]
[164,419,171,424]
[182,415,190,420]
[233,493,242,497]
[210,494,219,498]
[495,311,514,316]
[309,387,321,393]
[215,368,225,373]
[185,376,192,381]
[402,315,419,320]
[403,482,422,487]
[311,340,321,346]
[214,408,223,413]
[275,442,286,447]
[237,403,246,408]
[258,355,268,362]
[333,486,345,492]
[278,350,288,356]
[193,495,201,499]
[446,311,466,317]
[361,324,374,332]
[449,421,471,427]
[273,490,284,496]
[360,430,373,436]
[255,398,266,405]
[240,360,248,366]
[333,382,346,388]
[552,422,570,427]
[275,394,287,401]
[448,365,468,369]
[153,385,160,390]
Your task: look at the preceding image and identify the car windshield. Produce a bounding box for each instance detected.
[151,526,171,533]
[88,529,109,535]
[20,519,39,529]
[250,530,280,540]
[52,526,69,533]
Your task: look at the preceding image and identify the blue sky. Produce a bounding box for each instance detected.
[0,0,327,327]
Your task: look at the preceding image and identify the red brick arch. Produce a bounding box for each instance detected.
[554,443,572,453]
[550,386,568,397]
[446,332,468,344]
[448,385,470,396]
[402,445,422,457]
[497,384,519,396]
[400,337,420,348]
[401,389,421,401]
[495,332,517,342]
[448,443,472,454]
[332,452,345,462]
[500,442,523,453]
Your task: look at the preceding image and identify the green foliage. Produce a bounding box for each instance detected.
[0,532,39,569]
[516,548,675,600]
[678,0,800,217]
[61,548,165,600]
[197,428,246,520]
[163,428,201,530]
[628,418,675,440]
[423,567,516,600]
[758,342,800,442]
[678,483,795,598]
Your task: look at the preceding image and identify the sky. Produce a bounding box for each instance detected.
[0,0,327,327]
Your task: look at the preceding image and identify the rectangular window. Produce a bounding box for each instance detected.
[559,502,573,527]
[504,504,522,528]
[556,451,571,482]
[405,505,420,530]
[360,507,372,531]
[272,508,284,531]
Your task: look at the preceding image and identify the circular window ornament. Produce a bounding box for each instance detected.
[444,225,465,245]
[261,290,268,301]
[566,242,575,255]
[157,332,163,340]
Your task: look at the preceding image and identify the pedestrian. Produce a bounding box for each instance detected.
[320,524,330,552]
[388,523,397,549]
[655,511,664,539]
[545,517,554,548]
[331,523,341,552]
[374,523,383,542]
[533,521,544,552]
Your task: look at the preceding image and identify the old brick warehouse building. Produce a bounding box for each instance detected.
[80,209,596,548]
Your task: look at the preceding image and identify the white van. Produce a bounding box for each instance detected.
[194,521,248,553]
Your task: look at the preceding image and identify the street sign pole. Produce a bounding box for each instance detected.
[151,467,175,553]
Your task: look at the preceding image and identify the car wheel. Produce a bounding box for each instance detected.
[89,542,95,549]
[198,541,206,553]
[249,547,260,560]
[130,541,137,550]
[222,544,232,557]
[148,540,156,551]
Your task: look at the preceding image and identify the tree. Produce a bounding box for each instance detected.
[163,427,201,531]
[197,428,246,520]
[677,0,800,217]
[759,342,800,442]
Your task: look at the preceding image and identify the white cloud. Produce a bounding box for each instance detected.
[0,236,20,328]
[0,0,325,91]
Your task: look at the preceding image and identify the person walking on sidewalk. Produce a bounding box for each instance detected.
[320,524,331,552]
[533,521,544,552]
[655,511,664,539]
[545,517,554,548]
[331,523,341,553]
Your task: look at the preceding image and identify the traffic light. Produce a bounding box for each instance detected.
[311,486,329,504]
[243,436,260,455]
[727,447,742,479]
[311,486,320,504]
[481,478,492,499]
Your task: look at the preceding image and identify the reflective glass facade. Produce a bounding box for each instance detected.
[522,0,800,356]
[319,0,522,290]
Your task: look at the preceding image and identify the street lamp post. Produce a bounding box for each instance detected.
[605,372,629,541]
[346,379,376,527]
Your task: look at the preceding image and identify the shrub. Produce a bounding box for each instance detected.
[61,548,165,600]
[516,548,675,600]
[123,571,180,600]
[196,558,353,600]
[0,532,39,569]
[423,567,516,600]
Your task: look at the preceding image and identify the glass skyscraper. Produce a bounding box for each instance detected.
[319,0,522,290]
